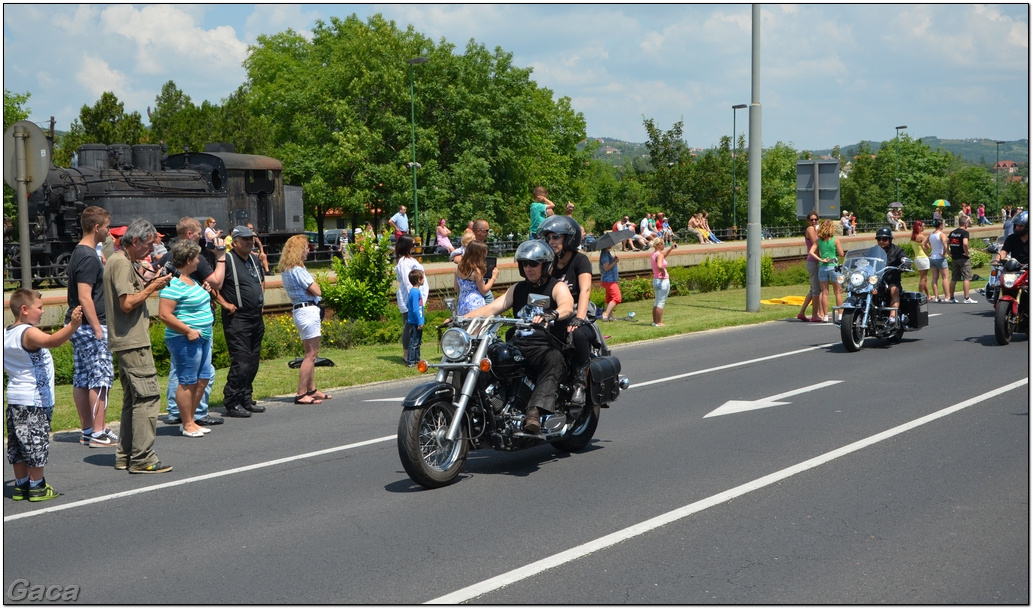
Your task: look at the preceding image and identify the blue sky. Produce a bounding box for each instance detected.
[3,4,1029,151]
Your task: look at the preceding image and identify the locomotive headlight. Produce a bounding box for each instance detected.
[848,272,866,288]
[440,328,472,360]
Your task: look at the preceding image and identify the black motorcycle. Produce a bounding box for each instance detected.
[397,295,628,489]
[832,245,928,352]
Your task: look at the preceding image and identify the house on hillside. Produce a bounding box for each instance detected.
[994,160,1018,173]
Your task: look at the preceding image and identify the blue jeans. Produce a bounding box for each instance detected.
[166,336,214,420]
[407,325,423,365]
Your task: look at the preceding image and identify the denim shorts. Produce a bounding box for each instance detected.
[165,334,215,385]
[653,277,670,309]
[930,257,948,270]
[818,264,838,283]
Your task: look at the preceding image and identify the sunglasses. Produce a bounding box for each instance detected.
[519,261,542,269]
[877,237,891,242]
[545,233,565,242]
[809,218,819,222]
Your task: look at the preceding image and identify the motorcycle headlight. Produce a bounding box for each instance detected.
[868,274,879,285]
[836,274,845,285]
[1002,273,1021,288]
[849,272,866,288]
[440,328,472,360]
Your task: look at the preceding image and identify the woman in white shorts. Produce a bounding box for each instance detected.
[909,220,931,299]
[278,234,331,404]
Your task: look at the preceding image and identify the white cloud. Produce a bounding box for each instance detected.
[76,54,130,100]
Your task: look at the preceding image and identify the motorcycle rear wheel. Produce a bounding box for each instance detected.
[840,310,865,352]
[397,401,468,489]
[994,300,1014,345]
[551,405,600,452]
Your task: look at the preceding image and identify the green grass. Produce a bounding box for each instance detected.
[40,272,933,434]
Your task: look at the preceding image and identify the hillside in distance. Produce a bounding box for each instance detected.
[585,136,1029,166]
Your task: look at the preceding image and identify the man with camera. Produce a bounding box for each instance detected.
[103,218,175,473]
[154,217,227,427]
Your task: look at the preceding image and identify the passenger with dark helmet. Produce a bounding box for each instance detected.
[875,227,907,326]
[537,214,595,405]
[463,240,574,434]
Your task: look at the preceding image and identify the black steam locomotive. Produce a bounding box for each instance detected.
[6,142,303,286]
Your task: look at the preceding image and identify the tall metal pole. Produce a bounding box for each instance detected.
[14,126,32,288]
[732,104,747,236]
[894,125,907,203]
[995,140,1004,213]
[407,57,428,238]
[745,4,762,312]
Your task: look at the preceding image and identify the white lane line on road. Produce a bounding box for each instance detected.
[364,398,406,402]
[3,435,397,523]
[630,343,838,389]
[426,377,1029,605]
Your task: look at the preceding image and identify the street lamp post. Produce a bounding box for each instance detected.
[407,56,428,238]
[995,140,1005,214]
[894,125,907,203]
[731,104,747,237]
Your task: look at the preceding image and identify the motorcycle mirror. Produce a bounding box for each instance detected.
[527,294,550,308]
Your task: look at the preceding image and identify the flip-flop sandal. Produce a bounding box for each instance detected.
[294,394,323,404]
[308,390,333,400]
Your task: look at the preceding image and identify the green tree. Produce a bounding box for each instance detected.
[55,92,148,165]
[244,14,587,243]
[758,142,799,226]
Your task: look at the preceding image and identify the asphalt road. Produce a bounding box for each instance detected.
[4,300,1028,604]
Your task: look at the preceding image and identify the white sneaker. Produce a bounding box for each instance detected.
[964,297,978,304]
[948,298,959,304]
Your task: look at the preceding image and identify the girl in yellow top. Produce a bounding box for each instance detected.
[910,220,931,300]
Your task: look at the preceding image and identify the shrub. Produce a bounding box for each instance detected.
[970,249,991,269]
[320,236,394,322]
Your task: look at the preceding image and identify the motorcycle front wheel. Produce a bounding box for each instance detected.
[397,401,469,489]
[994,300,1014,345]
[840,310,865,352]
[551,405,600,452]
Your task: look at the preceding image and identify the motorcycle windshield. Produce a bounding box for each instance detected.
[842,245,888,274]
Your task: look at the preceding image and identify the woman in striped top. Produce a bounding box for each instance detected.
[158,240,216,437]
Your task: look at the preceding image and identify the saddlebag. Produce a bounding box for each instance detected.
[900,291,929,329]
[587,356,622,406]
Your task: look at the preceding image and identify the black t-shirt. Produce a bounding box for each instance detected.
[551,252,592,308]
[511,277,565,344]
[947,228,970,259]
[219,250,265,311]
[155,239,216,285]
[1002,233,1029,266]
[882,243,906,286]
[65,244,106,323]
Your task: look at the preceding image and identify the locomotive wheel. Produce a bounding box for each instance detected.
[552,404,600,453]
[53,252,72,287]
[397,401,468,489]
[840,311,865,352]
[994,300,1014,345]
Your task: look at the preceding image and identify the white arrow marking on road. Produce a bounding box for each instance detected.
[704,380,844,418]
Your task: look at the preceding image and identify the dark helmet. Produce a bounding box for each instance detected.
[1013,210,1028,232]
[875,227,894,241]
[514,239,555,280]
[536,214,581,252]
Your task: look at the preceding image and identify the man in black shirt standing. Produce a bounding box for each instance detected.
[217,225,267,418]
[947,216,977,303]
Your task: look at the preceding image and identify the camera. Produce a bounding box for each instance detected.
[162,261,181,279]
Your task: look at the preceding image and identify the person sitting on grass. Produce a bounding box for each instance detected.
[4,290,83,502]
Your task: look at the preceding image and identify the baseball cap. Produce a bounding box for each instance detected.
[231,225,255,238]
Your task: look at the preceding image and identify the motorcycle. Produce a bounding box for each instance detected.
[397,295,628,489]
[978,237,1006,306]
[993,258,1028,345]
[832,245,928,352]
